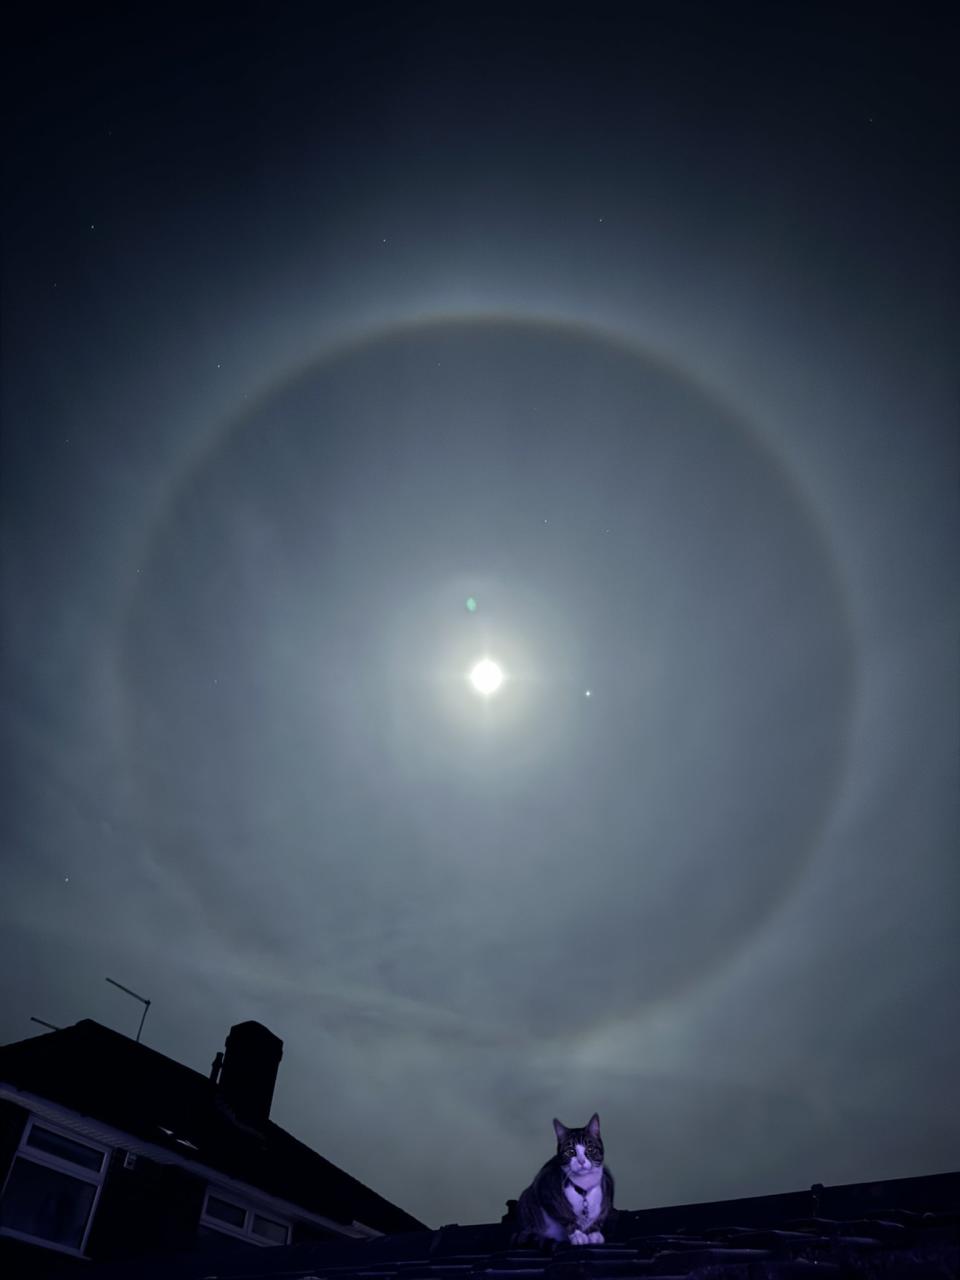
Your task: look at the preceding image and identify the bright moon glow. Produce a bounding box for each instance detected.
[469,658,504,696]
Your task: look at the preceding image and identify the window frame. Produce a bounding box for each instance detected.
[199,1187,290,1247]
[0,1115,110,1258]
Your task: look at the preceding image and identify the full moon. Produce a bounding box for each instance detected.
[469,658,504,696]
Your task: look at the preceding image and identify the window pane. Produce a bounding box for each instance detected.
[0,1157,96,1249]
[205,1195,246,1228]
[252,1213,288,1244]
[26,1125,104,1172]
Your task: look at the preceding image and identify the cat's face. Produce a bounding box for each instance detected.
[553,1113,604,1175]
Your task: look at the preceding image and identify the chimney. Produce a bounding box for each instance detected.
[218,1021,283,1128]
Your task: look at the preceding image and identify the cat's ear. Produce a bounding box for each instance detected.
[587,1113,601,1137]
[553,1118,568,1142]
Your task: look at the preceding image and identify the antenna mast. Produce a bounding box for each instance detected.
[105,977,151,1042]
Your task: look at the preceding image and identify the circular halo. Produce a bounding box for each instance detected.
[120,310,857,1047]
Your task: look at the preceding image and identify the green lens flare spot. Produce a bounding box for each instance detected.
[465,597,477,612]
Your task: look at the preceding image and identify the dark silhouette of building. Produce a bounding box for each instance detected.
[3,1021,956,1279]
[0,1020,425,1275]
[42,1170,960,1280]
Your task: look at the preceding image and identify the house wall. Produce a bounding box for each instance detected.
[86,1150,207,1262]
[1,1102,353,1274]
[0,1098,86,1275]
[0,1127,278,1272]
[0,1103,229,1274]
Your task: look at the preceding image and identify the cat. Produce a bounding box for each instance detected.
[514,1113,615,1247]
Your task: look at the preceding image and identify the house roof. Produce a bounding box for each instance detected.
[45,1169,959,1280]
[0,1020,426,1235]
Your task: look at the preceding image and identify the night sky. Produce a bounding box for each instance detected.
[2,4,957,1230]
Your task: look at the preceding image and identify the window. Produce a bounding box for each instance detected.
[251,1213,289,1244]
[199,1188,290,1247]
[0,1118,109,1256]
[205,1194,246,1228]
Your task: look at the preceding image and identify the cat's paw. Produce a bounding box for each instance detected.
[569,1230,590,1246]
[587,1232,605,1244]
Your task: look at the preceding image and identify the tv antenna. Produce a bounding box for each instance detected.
[105,977,151,1042]
[29,1017,62,1031]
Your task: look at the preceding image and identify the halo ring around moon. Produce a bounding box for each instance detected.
[119,311,858,1044]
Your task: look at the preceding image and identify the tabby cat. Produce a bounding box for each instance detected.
[514,1113,615,1247]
